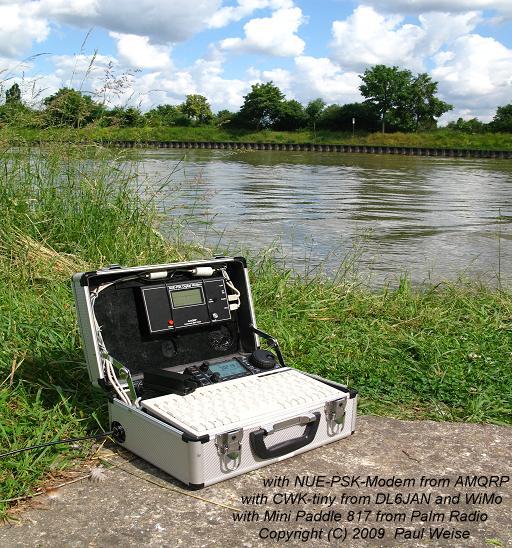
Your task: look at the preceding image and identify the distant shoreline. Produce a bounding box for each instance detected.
[3,127,512,156]
[105,140,512,158]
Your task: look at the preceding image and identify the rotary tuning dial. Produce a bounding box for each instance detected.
[249,349,277,370]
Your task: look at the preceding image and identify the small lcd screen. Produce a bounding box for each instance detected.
[170,287,204,308]
[209,359,247,378]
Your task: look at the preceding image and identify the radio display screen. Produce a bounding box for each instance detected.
[209,359,247,378]
[170,287,204,308]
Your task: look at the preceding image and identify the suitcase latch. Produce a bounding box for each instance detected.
[216,429,243,461]
[325,399,346,425]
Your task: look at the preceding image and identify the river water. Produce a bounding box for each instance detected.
[133,149,512,286]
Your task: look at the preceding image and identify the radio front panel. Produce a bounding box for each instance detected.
[141,276,231,333]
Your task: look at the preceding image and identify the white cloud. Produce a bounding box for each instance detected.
[110,33,172,70]
[50,53,117,94]
[294,56,363,104]
[432,34,512,121]
[247,66,294,96]
[182,49,249,110]
[209,0,293,29]
[100,48,251,112]
[363,1,512,17]
[0,3,49,58]
[37,0,221,43]
[331,7,423,71]
[220,7,305,57]
[331,6,479,72]
[246,57,363,105]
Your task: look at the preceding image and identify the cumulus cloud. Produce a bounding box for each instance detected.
[0,3,49,58]
[220,7,305,57]
[363,1,512,17]
[331,6,479,72]
[51,53,117,92]
[293,56,362,104]
[209,0,293,29]
[432,34,512,120]
[247,57,363,105]
[37,0,221,43]
[246,66,294,96]
[110,33,172,70]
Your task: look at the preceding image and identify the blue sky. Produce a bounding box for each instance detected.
[1,0,512,122]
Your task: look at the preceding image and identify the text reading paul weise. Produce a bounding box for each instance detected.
[232,474,509,543]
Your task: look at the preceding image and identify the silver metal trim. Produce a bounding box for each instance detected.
[262,413,317,435]
[243,267,259,348]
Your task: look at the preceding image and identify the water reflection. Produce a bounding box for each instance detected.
[133,149,512,286]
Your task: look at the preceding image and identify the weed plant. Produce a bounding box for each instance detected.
[0,145,510,518]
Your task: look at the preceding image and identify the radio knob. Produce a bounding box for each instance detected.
[249,349,277,370]
[200,361,210,372]
[210,372,221,383]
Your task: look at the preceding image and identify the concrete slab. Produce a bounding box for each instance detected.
[1,416,510,547]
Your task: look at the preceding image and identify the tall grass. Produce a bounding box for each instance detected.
[0,145,510,519]
[0,145,201,518]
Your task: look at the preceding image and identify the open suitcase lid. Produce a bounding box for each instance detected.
[72,257,260,387]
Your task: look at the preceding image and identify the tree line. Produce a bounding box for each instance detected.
[1,64,511,133]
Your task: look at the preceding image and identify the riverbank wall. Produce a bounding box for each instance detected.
[107,140,512,158]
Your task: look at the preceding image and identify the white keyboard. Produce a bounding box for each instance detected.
[142,369,345,436]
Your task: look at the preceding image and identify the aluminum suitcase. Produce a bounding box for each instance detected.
[72,257,357,489]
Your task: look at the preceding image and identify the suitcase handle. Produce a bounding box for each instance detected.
[250,412,320,460]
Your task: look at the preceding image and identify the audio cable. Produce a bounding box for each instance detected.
[0,429,115,460]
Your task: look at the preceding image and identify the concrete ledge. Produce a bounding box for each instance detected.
[1,416,510,547]
[105,140,512,158]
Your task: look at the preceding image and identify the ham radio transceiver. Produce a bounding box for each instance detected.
[73,258,357,488]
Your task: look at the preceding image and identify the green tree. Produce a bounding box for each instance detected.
[43,88,104,128]
[100,106,145,127]
[447,117,487,133]
[181,94,213,124]
[404,73,452,131]
[491,104,512,132]
[359,65,413,133]
[274,99,307,131]
[238,82,285,129]
[360,65,452,133]
[145,104,189,126]
[318,102,380,132]
[305,98,325,135]
[5,83,21,105]
[215,109,234,127]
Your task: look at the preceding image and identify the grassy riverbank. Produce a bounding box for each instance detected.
[3,126,512,151]
[0,146,511,518]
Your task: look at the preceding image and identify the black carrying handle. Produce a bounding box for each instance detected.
[250,412,320,460]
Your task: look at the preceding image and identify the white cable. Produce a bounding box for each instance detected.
[90,284,132,405]
[221,269,241,310]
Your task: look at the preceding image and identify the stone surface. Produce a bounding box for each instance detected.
[1,416,510,547]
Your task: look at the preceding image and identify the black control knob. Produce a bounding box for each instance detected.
[210,372,221,383]
[249,349,277,370]
[200,361,210,372]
